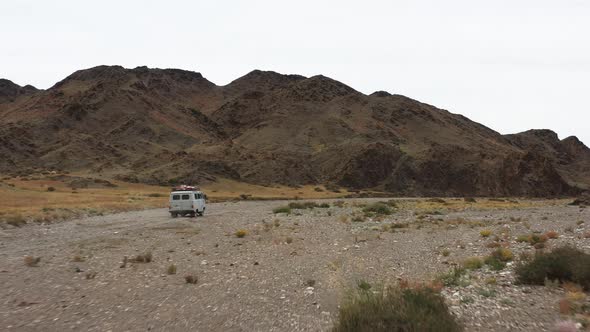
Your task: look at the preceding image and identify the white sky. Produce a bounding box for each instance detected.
[1,0,589,145]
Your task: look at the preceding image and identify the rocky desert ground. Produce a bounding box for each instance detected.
[1,198,589,331]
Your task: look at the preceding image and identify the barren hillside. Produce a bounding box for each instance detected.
[1,66,589,196]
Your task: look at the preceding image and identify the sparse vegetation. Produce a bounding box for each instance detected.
[235,229,248,238]
[24,256,41,267]
[362,202,394,216]
[515,246,590,290]
[438,267,470,287]
[441,249,451,257]
[5,215,26,227]
[185,274,198,284]
[516,233,548,245]
[463,257,484,270]
[47,186,56,192]
[285,236,293,244]
[85,271,97,279]
[357,280,372,291]
[167,264,177,275]
[130,252,152,263]
[272,206,291,214]
[480,229,492,238]
[333,285,462,332]
[72,255,85,262]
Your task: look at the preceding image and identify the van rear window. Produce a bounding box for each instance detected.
[172,195,180,200]
[182,194,190,200]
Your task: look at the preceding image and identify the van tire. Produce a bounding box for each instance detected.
[198,208,205,216]
[189,211,196,218]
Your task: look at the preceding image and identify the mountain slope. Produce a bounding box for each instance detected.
[1,65,588,196]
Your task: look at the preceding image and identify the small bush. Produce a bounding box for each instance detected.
[85,271,97,279]
[484,256,506,271]
[362,202,393,216]
[288,201,321,209]
[147,193,165,197]
[167,264,177,275]
[463,257,483,270]
[185,274,198,284]
[47,187,56,192]
[333,285,462,332]
[438,267,469,287]
[490,248,513,262]
[544,230,559,239]
[272,206,291,214]
[441,249,451,257]
[235,230,248,238]
[130,252,152,263]
[480,229,492,238]
[516,233,548,245]
[285,236,293,244]
[464,197,476,203]
[515,246,590,290]
[24,256,41,267]
[5,215,26,227]
[357,280,372,291]
[333,200,346,208]
[72,255,85,262]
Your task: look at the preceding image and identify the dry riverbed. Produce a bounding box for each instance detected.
[0,198,589,331]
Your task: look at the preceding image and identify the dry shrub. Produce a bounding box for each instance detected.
[235,229,248,238]
[480,229,492,238]
[130,252,152,263]
[463,257,484,270]
[72,255,85,262]
[85,271,97,280]
[333,285,462,332]
[5,215,26,227]
[167,264,177,275]
[185,274,198,284]
[516,233,548,245]
[24,256,41,267]
[272,206,291,214]
[544,230,559,239]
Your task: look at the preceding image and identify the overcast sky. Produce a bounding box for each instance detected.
[1,0,589,145]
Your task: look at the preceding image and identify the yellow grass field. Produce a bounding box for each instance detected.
[0,174,352,225]
[0,173,570,226]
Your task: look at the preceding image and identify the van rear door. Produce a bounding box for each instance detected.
[170,192,193,211]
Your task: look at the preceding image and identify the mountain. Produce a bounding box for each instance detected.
[1,65,588,196]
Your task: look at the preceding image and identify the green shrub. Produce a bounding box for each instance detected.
[463,257,484,270]
[438,267,470,287]
[483,256,506,271]
[333,286,462,332]
[516,246,590,290]
[272,206,292,214]
[362,202,393,216]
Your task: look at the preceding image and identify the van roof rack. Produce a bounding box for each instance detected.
[171,185,200,191]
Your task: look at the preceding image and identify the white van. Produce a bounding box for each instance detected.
[169,187,206,217]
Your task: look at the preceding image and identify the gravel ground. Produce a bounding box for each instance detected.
[0,198,589,331]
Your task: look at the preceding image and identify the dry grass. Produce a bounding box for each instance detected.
[24,256,41,267]
[235,229,248,238]
[185,274,198,284]
[167,264,177,275]
[0,175,352,225]
[130,252,152,263]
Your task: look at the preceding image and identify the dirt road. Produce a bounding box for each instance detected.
[1,199,588,331]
